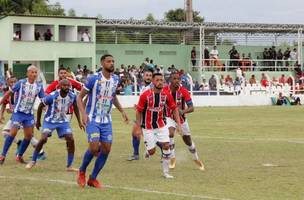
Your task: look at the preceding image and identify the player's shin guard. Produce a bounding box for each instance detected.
[132,136,140,156]
[79,150,94,172]
[169,137,175,158]
[17,139,31,157]
[161,149,171,175]
[1,135,15,156]
[90,152,109,179]
[188,142,199,160]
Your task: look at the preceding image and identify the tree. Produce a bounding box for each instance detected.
[164,8,203,23]
[67,8,76,17]
[145,13,155,22]
[0,0,65,15]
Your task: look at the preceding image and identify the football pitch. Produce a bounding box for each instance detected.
[0,106,303,200]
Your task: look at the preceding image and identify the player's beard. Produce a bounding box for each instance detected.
[105,65,115,73]
[155,85,163,90]
[144,80,151,85]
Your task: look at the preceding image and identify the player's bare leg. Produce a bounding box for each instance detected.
[65,134,78,172]
[168,127,176,169]
[182,135,205,171]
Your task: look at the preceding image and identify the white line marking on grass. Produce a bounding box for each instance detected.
[0,175,233,200]
[193,136,304,143]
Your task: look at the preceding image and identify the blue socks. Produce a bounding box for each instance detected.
[132,136,140,156]
[32,150,39,162]
[1,135,15,156]
[79,150,94,172]
[67,153,74,168]
[18,139,31,157]
[90,152,109,180]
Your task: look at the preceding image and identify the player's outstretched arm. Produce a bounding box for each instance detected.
[0,103,6,123]
[77,88,89,126]
[73,101,84,130]
[180,104,194,115]
[36,102,45,130]
[113,95,129,124]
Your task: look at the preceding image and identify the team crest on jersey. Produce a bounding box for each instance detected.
[98,80,106,84]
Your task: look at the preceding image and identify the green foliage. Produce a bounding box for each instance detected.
[145,13,155,22]
[67,8,76,17]
[0,0,65,15]
[164,8,203,23]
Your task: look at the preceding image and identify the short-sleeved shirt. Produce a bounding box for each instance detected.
[43,90,76,123]
[11,79,44,114]
[137,88,176,130]
[163,85,193,123]
[84,73,120,124]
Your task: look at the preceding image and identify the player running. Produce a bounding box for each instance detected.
[127,68,153,161]
[0,65,44,164]
[77,54,129,188]
[164,72,205,171]
[0,76,46,160]
[26,79,83,171]
[134,73,181,178]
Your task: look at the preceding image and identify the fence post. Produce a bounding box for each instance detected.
[187,73,194,96]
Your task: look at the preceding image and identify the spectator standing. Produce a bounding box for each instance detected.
[209,75,217,92]
[34,30,41,41]
[249,75,257,85]
[43,29,53,41]
[228,46,238,67]
[191,47,196,67]
[81,29,91,42]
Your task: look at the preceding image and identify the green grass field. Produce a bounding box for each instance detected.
[0,106,303,200]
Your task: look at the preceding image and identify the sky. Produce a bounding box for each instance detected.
[49,0,304,24]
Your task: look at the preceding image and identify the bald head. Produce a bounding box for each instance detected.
[60,79,71,94]
[27,65,38,82]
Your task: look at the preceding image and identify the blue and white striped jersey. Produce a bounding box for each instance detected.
[11,79,44,114]
[43,90,76,123]
[84,73,119,124]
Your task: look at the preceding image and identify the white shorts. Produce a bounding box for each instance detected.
[166,117,191,136]
[143,126,170,150]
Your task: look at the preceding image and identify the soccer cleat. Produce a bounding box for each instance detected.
[37,152,47,160]
[0,155,5,165]
[25,161,36,169]
[87,178,103,189]
[169,157,176,169]
[163,173,174,179]
[16,156,27,164]
[66,167,79,172]
[127,154,139,161]
[77,171,86,188]
[194,160,205,171]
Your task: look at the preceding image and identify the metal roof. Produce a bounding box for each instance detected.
[97,19,304,33]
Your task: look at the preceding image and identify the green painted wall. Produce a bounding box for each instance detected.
[59,58,92,72]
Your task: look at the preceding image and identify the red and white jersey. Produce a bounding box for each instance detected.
[137,88,176,130]
[163,85,193,123]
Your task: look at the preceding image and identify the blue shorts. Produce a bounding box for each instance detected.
[42,121,72,138]
[86,122,113,143]
[11,112,35,128]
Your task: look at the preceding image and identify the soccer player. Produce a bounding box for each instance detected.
[134,73,181,178]
[164,72,205,171]
[45,67,82,121]
[77,54,129,188]
[127,68,153,161]
[0,76,46,160]
[0,65,44,164]
[26,79,84,171]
